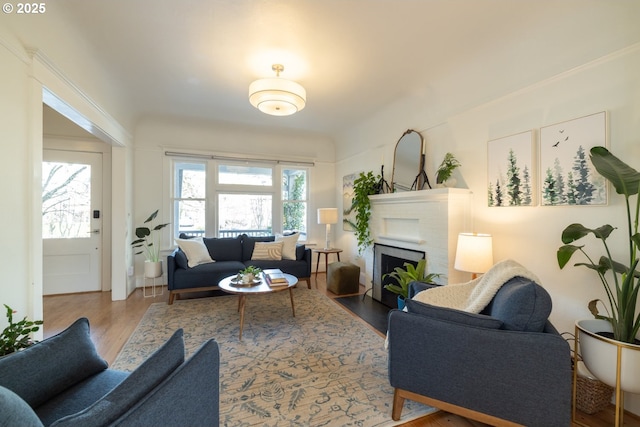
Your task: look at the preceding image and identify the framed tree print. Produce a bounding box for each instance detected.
[487,130,535,207]
[539,111,607,206]
[342,172,358,231]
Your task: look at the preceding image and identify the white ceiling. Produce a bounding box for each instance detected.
[54,0,640,138]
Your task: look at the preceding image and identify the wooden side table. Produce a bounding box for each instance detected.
[314,248,343,280]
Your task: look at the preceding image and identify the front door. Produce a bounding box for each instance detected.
[42,150,102,294]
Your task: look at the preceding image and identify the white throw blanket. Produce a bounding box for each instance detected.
[412,259,540,313]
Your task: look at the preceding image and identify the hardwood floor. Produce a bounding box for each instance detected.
[43,274,639,427]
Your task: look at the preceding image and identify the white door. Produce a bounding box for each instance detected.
[42,150,102,294]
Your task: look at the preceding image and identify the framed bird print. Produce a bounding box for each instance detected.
[539,111,607,206]
[487,130,535,207]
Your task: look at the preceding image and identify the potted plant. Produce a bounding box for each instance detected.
[557,146,640,395]
[436,152,461,186]
[352,171,381,254]
[237,266,262,284]
[383,259,441,309]
[131,209,170,278]
[1,304,43,357]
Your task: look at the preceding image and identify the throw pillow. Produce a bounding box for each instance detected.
[0,385,44,427]
[50,329,185,427]
[175,237,214,268]
[0,318,108,408]
[405,299,503,329]
[275,233,300,260]
[251,241,284,261]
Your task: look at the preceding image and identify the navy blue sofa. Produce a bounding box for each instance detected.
[388,278,572,426]
[0,318,219,427]
[167,234,312,304]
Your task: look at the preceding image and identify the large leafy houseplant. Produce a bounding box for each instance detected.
[352,171,381,254]
[383,258,441,300]
[557,146,640,344]
[1,304,43,356]
[131,210,170,262]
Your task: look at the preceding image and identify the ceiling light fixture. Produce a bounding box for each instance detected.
[249,64,306,116]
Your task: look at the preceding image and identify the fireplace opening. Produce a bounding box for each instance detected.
[373,243,425,308]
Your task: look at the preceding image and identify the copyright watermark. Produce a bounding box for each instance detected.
[3,3,46,13]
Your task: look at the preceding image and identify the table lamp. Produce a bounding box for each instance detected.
[454,233,494,279]
[317,208,338,250]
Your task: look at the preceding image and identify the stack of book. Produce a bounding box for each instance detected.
[264,269,288,287]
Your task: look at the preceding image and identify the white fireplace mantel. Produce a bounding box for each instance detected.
[367,188,472,285]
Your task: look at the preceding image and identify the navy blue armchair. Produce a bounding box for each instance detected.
[388,278,572,426]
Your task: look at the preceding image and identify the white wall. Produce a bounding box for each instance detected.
[335,43,640,412]
[131,117,336,280]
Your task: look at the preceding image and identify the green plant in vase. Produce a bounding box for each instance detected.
[557,146,640,344]
[131,209,170,262]
[436,152,461,186]
[383,259,441,308]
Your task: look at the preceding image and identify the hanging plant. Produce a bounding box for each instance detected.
[352,171,381,254]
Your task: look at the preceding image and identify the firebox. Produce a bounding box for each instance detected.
[373,243,425,308]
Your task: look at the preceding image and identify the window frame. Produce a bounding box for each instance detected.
[169,156,309,241]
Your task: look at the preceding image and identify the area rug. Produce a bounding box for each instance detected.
[112,287,434,426]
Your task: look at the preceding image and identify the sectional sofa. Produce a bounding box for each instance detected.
[167,233,312,304]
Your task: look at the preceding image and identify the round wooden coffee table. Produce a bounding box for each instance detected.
[218,273,298,340]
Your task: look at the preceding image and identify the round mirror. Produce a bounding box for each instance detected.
[391,129,426,192]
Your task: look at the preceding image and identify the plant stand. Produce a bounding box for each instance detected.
[573,323,626,427]
[144,275,164,298]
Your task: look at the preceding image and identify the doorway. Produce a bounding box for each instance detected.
[42,149,103,294]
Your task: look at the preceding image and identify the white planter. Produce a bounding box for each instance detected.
[241,273,255,284]
[577,319,640,394]
[144,260,163,279]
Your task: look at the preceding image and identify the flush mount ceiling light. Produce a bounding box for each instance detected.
[249,64,306,116]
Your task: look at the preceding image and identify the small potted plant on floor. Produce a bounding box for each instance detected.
[1,304,43,357]
[131,209,170,278]
[557,146,640,396]
[383,259,441,309]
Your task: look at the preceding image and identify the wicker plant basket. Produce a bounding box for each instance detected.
[575,369,614,414]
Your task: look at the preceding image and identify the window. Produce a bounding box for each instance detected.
[170,157,309,240]
[172,162,206,237]
[283,168,307,239]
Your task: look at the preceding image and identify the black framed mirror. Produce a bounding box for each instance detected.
[391,129,428,192]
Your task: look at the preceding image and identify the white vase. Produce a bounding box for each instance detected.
[576,319,640,394]
[144,260,163,279]
[241,273,255,284]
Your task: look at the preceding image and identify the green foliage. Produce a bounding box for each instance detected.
[352,171,381,254]
[383,259,441,299]
[436,152,461,184]
[557,146,640,343]
[240,265,262,275]
[283,172,305,232]
[131,210,170,262]
[0,304,43,356]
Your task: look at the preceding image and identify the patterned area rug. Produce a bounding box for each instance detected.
[112,287,434,426]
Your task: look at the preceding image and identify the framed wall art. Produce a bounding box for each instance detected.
[342,172,358,231]
[539,111,607,206]
[487,130,535,207]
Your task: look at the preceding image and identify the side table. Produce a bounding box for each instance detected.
[313,248,343,280]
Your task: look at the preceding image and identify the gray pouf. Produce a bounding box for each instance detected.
[327,262,360,295]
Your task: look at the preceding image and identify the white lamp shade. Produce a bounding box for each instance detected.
[454,233,494,274]
[317,208,338,224]
[249,78,306,116]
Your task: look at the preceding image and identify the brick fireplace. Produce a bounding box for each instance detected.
[366,188,472,300]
